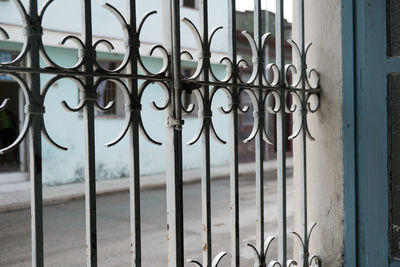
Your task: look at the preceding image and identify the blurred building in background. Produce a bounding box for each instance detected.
[0,0,292,186]
[235,9,292,162]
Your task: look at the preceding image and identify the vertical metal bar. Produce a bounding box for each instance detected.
[127,0,141,266]
[27,0,43,266]
[297,1,308,266]
[163,1,184,266]
[253,1,265,266]
[199,0,212,265]
[19,90,27,172]
[227,1,240,266]
[275,0,287,266]
[81,1,97,266]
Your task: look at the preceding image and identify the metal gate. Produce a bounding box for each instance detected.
[0,0,321,266]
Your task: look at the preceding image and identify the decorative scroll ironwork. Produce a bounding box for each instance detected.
[0,0,322,266]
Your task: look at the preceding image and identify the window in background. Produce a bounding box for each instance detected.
[0,51,17,81]
[182,67,199,116]
[95,60,125,117]
[182,0,197,9]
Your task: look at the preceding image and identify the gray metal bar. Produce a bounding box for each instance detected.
[81,1,97,266]
[27,0,43,266]
[297,1,309,266]
[199,0,212,266]
[253,2,265,266]
[163,0,184,266]
[227,1,240,266]
[127,0,141,266]
[275,0,287,266]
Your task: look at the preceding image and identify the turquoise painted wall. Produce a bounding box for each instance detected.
[0,43,230,185]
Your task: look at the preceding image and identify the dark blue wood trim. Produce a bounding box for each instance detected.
[354,0,389,266]
[388,57,400,74]
[342,0,357,266]
[354,0,366,264]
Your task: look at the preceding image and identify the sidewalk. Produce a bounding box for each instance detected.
[0,159,293,213]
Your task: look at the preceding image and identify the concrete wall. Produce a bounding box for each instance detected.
[0,40,230,185]
[293,0,344,266]
[0,0,229,55]
[42,53,229,186]
[0,0,234,185]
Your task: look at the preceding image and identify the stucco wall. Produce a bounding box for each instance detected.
[40,49,229,185]
[0,0,229,55]
[0,0,236,185]
[293,0,344,266]
[0,42,230,185]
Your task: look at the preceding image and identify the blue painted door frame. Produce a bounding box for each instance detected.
[343,0,400,266]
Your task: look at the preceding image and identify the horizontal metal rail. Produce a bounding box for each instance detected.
[0,67,320,93]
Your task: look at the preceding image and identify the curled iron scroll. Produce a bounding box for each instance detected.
[291,222,322,267]
[283,40,321,141]
[187,251,227,267]
[0,27,9,40]
[0,72,72,154]
[182,80,232,145]
[0,49,11,111]
[42,75,89,150]
[137,80,170,145]
[0,73,30,154]
[247,236,276,266]
[0,0,29,66]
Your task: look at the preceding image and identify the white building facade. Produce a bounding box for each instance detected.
[0,0,233,185]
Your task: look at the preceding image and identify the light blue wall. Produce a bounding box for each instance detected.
[0,42,230,185]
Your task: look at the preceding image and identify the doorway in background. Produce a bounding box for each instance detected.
[0,80,27,183]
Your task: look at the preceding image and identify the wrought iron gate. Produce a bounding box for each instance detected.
[0,0,321,266]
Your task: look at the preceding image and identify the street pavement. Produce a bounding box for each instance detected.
[0,171,294,267]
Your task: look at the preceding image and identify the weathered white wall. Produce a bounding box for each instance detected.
[39,49,229,185]
[293,0,344,266]
[0,0,232,185]
[0,41,230,185]
[0,0,229,56]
